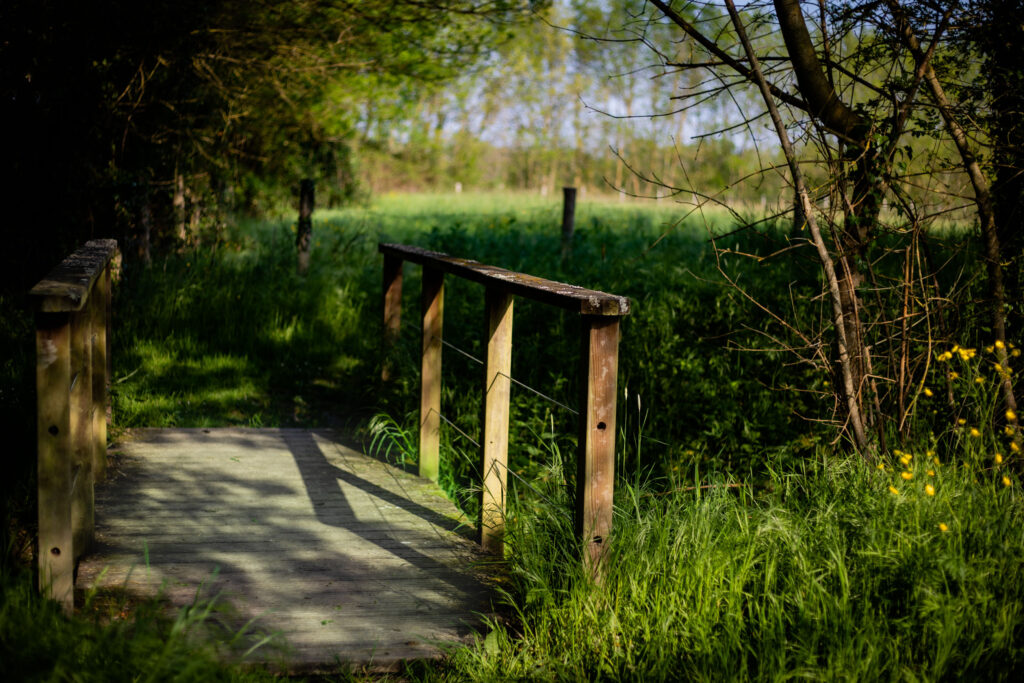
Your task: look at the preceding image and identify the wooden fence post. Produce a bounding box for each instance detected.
[36,313,74,613]
[419,267,444,482]
[382,254,403,382]
[69,308,94,558]
[297,179,314,275]
[91,264,109,481]
[576,316,620,579]
[561,187,577,262]
[480,289,514,554]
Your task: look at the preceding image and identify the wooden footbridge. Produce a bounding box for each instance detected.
[30,240,629,671]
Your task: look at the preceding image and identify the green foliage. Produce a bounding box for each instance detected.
[436,456,1024,681]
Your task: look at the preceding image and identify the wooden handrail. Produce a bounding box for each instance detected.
[379,242,629,576]
[379,243,630,316]
[30,239,118,613]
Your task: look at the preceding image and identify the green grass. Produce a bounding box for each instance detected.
[2,191,1020,680]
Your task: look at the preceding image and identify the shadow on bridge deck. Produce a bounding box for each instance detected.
[75,428,499,673]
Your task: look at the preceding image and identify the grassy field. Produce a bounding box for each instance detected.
[2,192,1022,680]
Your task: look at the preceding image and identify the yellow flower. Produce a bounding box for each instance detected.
[1003,476,1012,487]
[996,340,1006,350]
[937,351,952,362]
[927,469,935,477]
[925,484,935,496]
[970,427,981,438]
[957,418,967,426]
[876,463,885,471]
[933,457,941,466]
[952,344,960,352]
[939,522,949,532]
[995,363,1004,372]
[1013,349,1021,358]
[924,387,934,397]
[927,449,936,457]
[986,345,995,353]
[900,454,911,466]
[901,471,913,480]
[975,376,985,384]
[995,453,1004,465]
[1012,442,1021,453]
[1005,425,1016,437]
[949,372,959,380]
[888,486,900,495]
[893,449,904,457]
[1007,409,1017,422]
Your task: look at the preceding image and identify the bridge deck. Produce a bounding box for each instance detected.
[76,428,497,672]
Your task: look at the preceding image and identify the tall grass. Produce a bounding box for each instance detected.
[427,453,1024,681]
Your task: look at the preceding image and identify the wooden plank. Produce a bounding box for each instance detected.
[90,263,108,481]
[576,316,620,579]
[69,308,94,558]
[76,428,496,671]
[419,268,444,482]
[36,313,74,613]
[379,243,630,316]
[381,254,403,382]
[29,239,118,312]
[479,288,513,554]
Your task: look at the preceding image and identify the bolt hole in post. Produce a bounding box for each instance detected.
[49,425,59,436]
[378,243,628,578]
[51,548,61,556]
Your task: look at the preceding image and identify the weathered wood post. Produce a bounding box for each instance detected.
[35,312,74,611]
[419,267,444,482]
[69,303,94,557]
[31,239,118,613]
[561,187,577,262]
[576,316,620,579]
[297,179,314,275]
[480,289,514,554]
[382,254,404,382]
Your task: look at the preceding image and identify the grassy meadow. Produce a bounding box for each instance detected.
[2,192,1023,680]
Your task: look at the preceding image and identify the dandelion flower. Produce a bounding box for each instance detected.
[888,486,900,495]
[996,340,1006,350]
[995,453,1004,465]
[901,471,913,480]
[970,427,981,438]
[1007,409,1017,422]
[939,523,949,532]
[924,387,934,397]
[925,484,935,496]
[927,469,935,477]
[1003,476,1012,487]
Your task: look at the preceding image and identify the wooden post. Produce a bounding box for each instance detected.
[419,267,444,482]
[382,254,403,382]
[561,187,577,262]
[36,313,74,613]
[69,309,94,558]
[90,264,109,481]
[480,289,514,554]
[104,263,113,424]
[297,179,314,275]
[576,316,620,579]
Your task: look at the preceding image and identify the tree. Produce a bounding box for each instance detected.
[633,0,1020,456]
